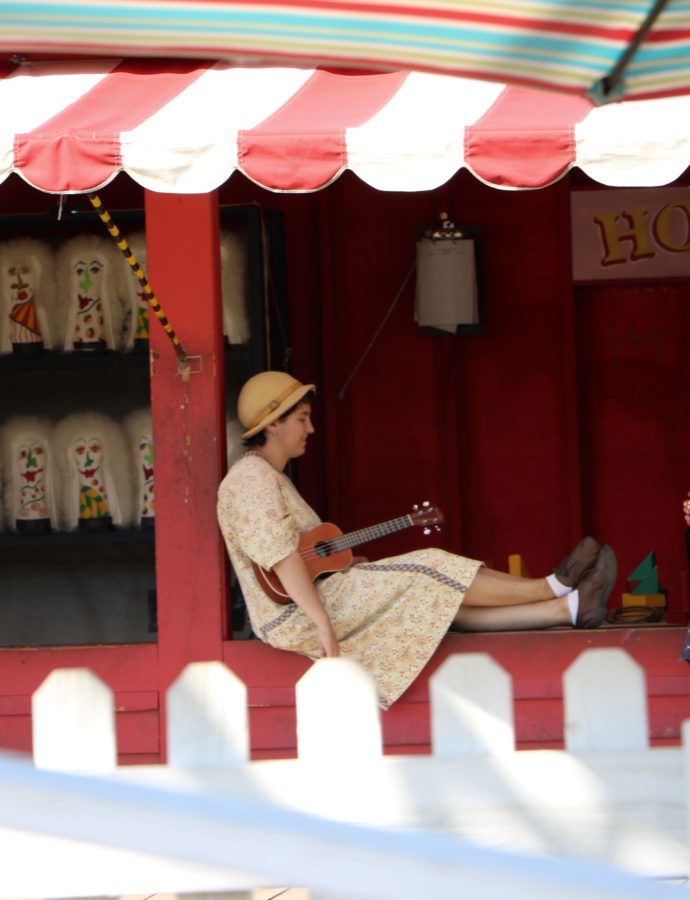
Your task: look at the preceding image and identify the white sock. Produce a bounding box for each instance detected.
[567,590,579,625]
[547,573,571,597]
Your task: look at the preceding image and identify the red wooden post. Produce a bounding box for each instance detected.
[144,190,228,759]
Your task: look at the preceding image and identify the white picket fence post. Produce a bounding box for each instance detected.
[0,649,686,900]
[167,660,250,767]
[296,656,382,764]
[430,653,514,756]
[564,648,648,752]
[166,662,254,900]
[32,667,116,773]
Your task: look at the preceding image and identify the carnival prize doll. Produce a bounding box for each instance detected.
[53,412,133,532]
[124,408,155,530]
[220,230,250,345]
[0,417,58,534]
[56,234,125,352]
[119,230,150,351]
[0,238,58,355]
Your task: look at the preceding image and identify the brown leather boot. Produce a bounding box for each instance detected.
[575,545,617,628]
[553,535,601,588]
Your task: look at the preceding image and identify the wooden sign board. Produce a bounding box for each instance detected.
[571,187,690,282]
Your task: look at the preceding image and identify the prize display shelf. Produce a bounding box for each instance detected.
[0,202,287,647]
[0,339,156,648]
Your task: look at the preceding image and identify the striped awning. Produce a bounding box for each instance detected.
[1,1,690,103]
[5,57,690,195]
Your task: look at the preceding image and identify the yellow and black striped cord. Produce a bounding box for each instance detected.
[87,192,189,371]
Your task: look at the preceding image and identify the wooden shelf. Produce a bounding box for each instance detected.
[0,348,150,372]
[0,344,255,372]
[0,528,155,549]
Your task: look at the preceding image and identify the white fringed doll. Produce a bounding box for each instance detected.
[226,416,244,468]
[124,408,155,530]
[0,417,57,534]
[119,230,150,351]
[56,234,125,352]
[53,412,133,532]
[0,238,57,356]
[220,230,250,345]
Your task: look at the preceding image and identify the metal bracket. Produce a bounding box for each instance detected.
[177,354,203,380]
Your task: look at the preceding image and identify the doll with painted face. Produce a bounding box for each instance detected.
[0,239,57,356]
[53,412,133,532]
[56,234,125,352]
[119,230,150,351]
[124,409,155,529]
[220,230,250,345]
[0,417,57,534]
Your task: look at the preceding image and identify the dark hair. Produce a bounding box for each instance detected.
[242,390,315,447]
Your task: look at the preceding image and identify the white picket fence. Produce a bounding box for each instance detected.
[0,648,688,899]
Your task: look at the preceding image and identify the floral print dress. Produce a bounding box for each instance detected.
[217,452,483,708]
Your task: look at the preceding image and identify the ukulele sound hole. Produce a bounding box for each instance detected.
[314,541,332,558]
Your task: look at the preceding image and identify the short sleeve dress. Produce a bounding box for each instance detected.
[217,452,483,708]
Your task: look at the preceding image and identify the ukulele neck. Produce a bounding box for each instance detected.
[330,515,412,552]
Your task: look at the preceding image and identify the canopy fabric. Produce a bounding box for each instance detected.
[4,57,690,195]
[1,1,690,103]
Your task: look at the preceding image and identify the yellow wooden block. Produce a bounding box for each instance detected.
[508,554,530,578]
[621,592,666,607]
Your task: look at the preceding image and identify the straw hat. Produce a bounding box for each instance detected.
[238,371,315,439]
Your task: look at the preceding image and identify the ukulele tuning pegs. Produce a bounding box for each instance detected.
[412,503,419,511]
[434,525,442,532]
[423,527,431,536]
[422,500,430,508]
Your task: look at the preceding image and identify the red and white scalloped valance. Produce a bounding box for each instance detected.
[4,58,690,195]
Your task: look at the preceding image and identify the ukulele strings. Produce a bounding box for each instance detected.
[296,516,413,562]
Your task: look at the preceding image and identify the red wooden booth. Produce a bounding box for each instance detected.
[1,61,690,762]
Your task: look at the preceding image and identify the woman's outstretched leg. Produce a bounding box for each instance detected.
[457,544,617,630]
[463,568,555,607]
[463,535,601,608]
[454,597,570,631]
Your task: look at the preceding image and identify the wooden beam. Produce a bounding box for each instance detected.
[145,190,228,759]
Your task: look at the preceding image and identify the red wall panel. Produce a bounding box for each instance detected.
[576,283,690,621]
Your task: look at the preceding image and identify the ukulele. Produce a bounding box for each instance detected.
[252,501,444,604]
